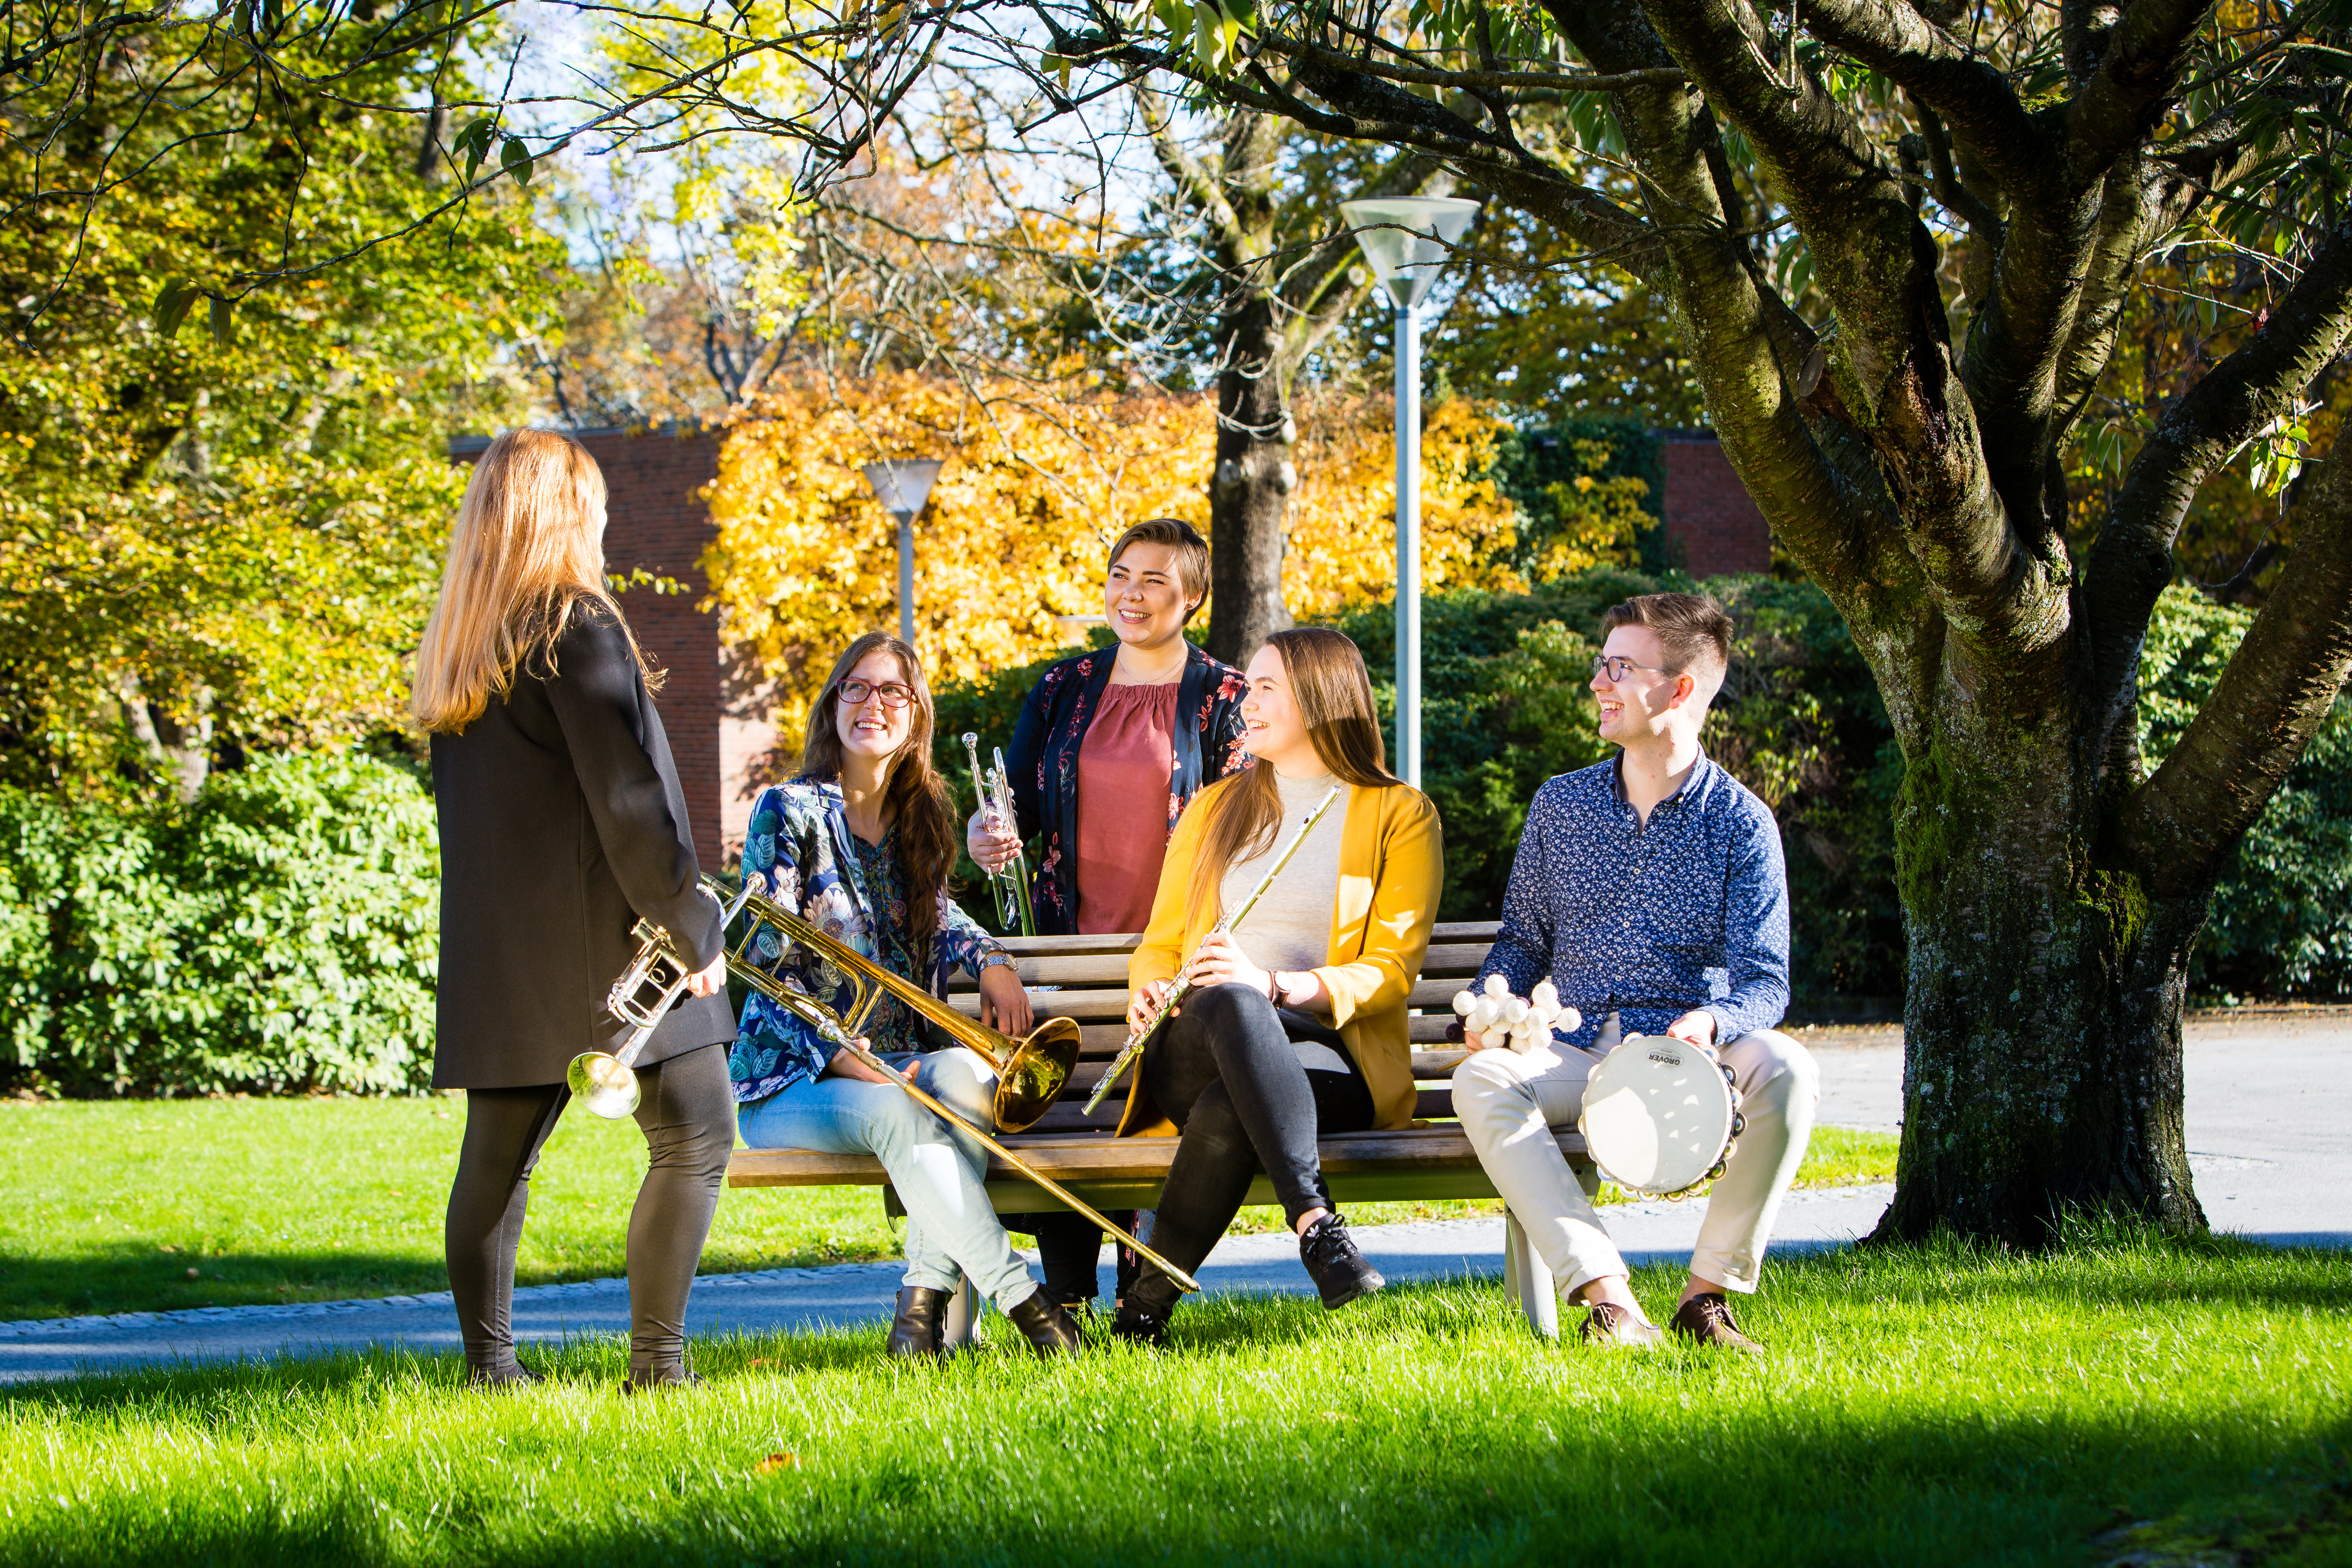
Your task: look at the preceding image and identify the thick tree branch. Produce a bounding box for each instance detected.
[2067,0,2216,190]
[2085,215,2352,753]
[2116,439,2352,894]
[1642,0,2059,667]
[1798,0,2048,195]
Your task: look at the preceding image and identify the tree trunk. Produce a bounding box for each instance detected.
[1872,705,2206,1244]
[1203,293,1295,666]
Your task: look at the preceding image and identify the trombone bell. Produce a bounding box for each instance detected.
[567,1050,641,1120]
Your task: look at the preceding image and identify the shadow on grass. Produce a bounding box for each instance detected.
[0,1244,456,1323]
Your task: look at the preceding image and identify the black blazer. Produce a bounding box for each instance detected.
[429,601,732,1089]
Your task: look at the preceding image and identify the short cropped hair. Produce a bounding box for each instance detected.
[1600,592,1735,691]
[1109,518,1210,624]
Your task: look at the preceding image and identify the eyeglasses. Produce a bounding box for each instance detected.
[1590,654,1678,683]
[835,678,916,710]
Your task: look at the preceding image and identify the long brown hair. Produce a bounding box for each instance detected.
[411,429,653,733]
[1189,627,1403,918]
[797,632,958,948]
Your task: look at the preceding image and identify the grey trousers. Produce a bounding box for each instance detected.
[445,1043,735,1377]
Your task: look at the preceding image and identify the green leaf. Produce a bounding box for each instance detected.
[209,296,235,346]
[152,279,196,339]
[456,117,497,182]
[499,136,532,186]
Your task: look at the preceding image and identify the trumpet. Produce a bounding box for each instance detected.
[1082,785,1343,1115]
[580,874,1200,1295]
[962,733,1035,937]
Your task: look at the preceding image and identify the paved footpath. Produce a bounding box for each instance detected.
[3,1012,2343,1384]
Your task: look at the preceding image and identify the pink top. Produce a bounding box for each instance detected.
[1074,682,1181,935]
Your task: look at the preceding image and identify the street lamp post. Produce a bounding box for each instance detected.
[1338,196,1479,790]
[860,459,945,645]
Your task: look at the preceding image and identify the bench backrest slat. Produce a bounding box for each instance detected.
[928,920,1497,1135]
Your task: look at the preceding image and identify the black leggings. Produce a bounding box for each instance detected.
[1012,1208,1146,1308]
[1134,983,1374,1298]
[444,1043,735,1377]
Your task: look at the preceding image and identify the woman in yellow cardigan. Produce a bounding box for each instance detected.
[1108,627,1443,1344]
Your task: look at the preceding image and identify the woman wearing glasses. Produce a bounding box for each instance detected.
[966,518,1250,1313]
[728,632,1084,1358]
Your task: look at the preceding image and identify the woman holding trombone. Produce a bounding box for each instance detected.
[967,517,1251,1313]
[729,632,1086,1359]
[1103,628,1443,1346]
[416,429,734,1393]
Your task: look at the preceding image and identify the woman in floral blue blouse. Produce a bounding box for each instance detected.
[730,632,1082,1359]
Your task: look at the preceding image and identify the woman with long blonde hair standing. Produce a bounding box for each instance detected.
[415,429,734,1393]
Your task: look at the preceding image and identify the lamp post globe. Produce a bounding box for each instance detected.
[1337,196,1478,791]
[860,459,945,645]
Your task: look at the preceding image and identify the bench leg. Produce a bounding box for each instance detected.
[1503,1208,1560,1341]
[940,1277,980,1351]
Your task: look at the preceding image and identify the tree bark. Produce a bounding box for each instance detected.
[1204,293,1296,664]
[1876,696,2203,1243]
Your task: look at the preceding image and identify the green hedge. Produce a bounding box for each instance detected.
[934,570,2351,1003]
[0,752,439,1096]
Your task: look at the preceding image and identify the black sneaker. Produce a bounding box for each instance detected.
[1108,1299,1170,1347]
[1298,1213,1385,1310]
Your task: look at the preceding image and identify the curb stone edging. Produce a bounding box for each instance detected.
[0,1262,908,1343]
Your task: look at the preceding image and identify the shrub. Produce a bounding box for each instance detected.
[0,752,439,1096]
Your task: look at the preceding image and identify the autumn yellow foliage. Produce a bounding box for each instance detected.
[704,372,1529,729]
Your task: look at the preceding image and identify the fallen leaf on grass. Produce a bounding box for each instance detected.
[185,1267,199,1280]
[754,1453,798,1474]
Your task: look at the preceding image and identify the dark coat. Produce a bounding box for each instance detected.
[429,601,732,1089]
[1002,641,1249,935]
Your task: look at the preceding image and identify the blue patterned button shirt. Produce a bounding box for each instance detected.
[727,780,1013,1105]
[1478,752,1790,1049]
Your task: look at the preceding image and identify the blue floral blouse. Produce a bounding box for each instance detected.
[727,780,1014,1105]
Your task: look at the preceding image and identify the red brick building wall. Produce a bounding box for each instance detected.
[1660,430,1773,578]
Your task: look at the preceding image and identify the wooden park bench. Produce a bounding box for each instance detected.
[727,920,1597,1339]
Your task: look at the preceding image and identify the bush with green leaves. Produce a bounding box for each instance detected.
[0,752,439,1097]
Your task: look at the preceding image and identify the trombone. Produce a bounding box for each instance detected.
[575,874,1200,1295]
[962,733,1035,936]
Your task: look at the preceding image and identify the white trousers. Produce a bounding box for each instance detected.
[1451,1025,1819,1296]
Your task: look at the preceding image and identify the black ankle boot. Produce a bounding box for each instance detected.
[887,1286,951,1359]
[1299,1212,1384,1309]
[1005,1289,1084,1356]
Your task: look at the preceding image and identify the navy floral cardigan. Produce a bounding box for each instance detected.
[1001,641,1250,934]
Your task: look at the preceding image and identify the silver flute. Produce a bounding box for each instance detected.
[1082,785,1343,1114]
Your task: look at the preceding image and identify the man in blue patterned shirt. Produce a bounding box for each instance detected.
[1453,592,1819,1352]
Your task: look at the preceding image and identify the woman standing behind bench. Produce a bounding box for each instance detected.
[416,429,734,1393]
[967,518,1249,1312]
[730,633,1084,1359]
[1106,628,1443,1345]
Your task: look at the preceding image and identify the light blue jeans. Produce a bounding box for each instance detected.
[737,1047,1043,1312]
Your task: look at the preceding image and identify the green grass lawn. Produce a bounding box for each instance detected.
[1,1232,2345,1566]
[0,1098,1896,1322]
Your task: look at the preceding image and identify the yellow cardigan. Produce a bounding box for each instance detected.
[1114,776,1444,1137]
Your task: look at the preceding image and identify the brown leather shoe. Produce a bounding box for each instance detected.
[1671,1293,1763,1354]
[1577,1301,1664,1348]
[1006,1289,1085,1356]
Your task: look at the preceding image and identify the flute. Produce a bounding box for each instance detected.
[1082,785,1343,1114]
